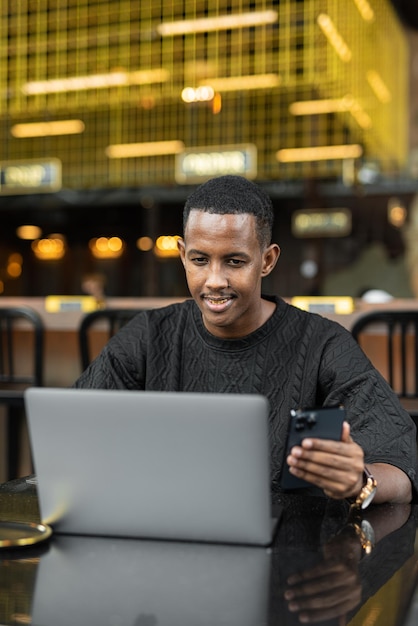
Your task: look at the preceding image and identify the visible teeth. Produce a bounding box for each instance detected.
[207,297,228,304]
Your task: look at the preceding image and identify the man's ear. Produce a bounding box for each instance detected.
[177,238,186,266]
[261,243,280,277]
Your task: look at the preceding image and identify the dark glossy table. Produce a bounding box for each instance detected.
[1,477,418,626]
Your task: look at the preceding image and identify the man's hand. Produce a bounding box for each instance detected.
[286,422,413,503]
[284,549,362,624]
[286,421,365,500]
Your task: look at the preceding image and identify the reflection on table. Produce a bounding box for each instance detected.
[1,478,418,626]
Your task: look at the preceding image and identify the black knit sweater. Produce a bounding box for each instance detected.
[74,296,418,494]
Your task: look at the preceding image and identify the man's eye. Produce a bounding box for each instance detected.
[228,259,244,266]
[191,257,207,264]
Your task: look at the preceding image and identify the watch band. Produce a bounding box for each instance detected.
[349,465,377,510]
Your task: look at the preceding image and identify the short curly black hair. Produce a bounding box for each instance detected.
[183,175,274,248]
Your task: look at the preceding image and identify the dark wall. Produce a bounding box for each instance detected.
[0,185,415,298]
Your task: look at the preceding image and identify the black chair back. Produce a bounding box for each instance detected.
[78,308,144,371]
[351,310,418,416]
[0,306,44,390]
[0,306,45,480]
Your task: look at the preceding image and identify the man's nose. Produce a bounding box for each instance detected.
[205,264,229,290]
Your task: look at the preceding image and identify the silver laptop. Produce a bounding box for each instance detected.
[31,534,271,626]
[25,387,277,546]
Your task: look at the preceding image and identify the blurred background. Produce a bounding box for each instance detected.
[1,0,418,300]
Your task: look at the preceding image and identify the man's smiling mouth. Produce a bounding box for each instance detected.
[205,296,231,305]
[202,295,235,312]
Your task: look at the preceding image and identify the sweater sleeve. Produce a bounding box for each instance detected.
[315,323,418,495]
[73,312,149,390]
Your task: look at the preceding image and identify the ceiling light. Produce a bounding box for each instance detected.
[89,237,125,259]
[31,236,66,260]
[353,0,375,22]
[9,252,23,264]
[388,197,406,228]
[22,69,169,95]
[366,70,391,103]
[154,235,181,258]
[289,97,353,115]
[136,237,154,251]
[289,96,371,129]
[156,10,278,36]
[105,140,185,159]
[181,86,215,103]
[11,120,85,138]
[317,14,352,62]
[7,261,22,278]
[200,74,280,92]
[348,104,372,129]
[16,225,42,240]
[276,144,363,163]
[7,252,23,277]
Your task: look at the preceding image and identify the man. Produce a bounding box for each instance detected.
[75,175,417,504]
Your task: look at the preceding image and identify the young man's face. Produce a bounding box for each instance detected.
[178,210,279,338]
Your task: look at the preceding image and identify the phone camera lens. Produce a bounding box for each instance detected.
[307,412,317,426]
[295,415,306,431]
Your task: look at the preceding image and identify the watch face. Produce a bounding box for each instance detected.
[360,479,377,509]
[360,519,375,554]
[361,490,375,509]
[361,519,375,538]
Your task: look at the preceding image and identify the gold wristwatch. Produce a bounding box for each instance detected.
[350,466,377,510]
[344,516,375,556]
[353,518,375,555]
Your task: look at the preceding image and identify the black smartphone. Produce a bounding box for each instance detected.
[280,406,346,490]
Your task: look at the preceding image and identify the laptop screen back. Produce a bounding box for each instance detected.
[25,388,274,545]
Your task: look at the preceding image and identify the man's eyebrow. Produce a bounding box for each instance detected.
[224,251,251,260]
[186,248,207,256]
[187,248,251,260]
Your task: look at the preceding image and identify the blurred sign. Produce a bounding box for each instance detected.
[292,208,352,238]
[0,158,62,194]
[45,296,98,313]
[291,296,354,314]
[175,144,257,183]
